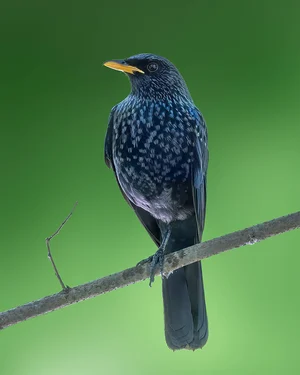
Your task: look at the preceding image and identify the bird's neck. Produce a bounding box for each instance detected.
[129,80,193,102]
[127,91,194,107]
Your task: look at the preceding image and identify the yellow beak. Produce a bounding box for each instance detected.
[103,60,144,75]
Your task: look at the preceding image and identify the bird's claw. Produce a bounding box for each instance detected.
[149,248,164,287]
[136,256,153,267]
[136,228,170,287]
[136,248,165,286]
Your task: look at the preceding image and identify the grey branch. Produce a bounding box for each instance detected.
[46,201,78,290]
[1,211,300,330]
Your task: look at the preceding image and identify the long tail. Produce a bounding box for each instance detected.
[162,220,208,350]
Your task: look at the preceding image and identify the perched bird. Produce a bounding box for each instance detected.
[103,53,209,350]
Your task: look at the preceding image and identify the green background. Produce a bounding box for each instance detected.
[1,0,299,374]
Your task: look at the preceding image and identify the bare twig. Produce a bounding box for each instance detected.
[45,202,78,290]
[1,211,300,331]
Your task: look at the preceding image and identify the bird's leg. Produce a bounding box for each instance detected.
[137,228,171,287]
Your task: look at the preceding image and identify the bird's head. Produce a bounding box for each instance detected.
[104,53,192,101]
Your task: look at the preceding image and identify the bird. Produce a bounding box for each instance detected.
[103,53,209,350]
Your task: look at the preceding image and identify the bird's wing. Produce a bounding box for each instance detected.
[104,106,116,169]
[191,108,209,241]
[104,108,161,247]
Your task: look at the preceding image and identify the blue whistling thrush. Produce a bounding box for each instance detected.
[103,53,209,350]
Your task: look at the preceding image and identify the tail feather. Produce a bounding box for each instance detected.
[163,262,208,350]
[185,261,208,349]
[160,216,208,350]
[163,268,194,348]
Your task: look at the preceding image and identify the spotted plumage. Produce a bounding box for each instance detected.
[104,53,209,350]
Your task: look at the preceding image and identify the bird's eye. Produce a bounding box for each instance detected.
[147,62,158,72]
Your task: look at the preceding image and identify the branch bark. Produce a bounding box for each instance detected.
[1,211,299,330]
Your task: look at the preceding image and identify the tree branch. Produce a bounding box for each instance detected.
[45,201,78,290]
[1,211,299,330]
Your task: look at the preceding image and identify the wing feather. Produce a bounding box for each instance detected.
[191,109,209,241]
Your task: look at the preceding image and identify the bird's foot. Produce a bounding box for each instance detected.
[136,248,165,287]
[136,228,170,287]
[149,247,164,287]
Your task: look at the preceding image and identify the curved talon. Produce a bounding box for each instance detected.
[137,229,170,286]
[149,248,164,286]
[136,255,153,267]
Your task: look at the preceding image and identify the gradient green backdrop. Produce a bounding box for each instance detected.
[1,1,300,374]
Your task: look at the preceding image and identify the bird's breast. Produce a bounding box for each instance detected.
[112,97,199,222]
